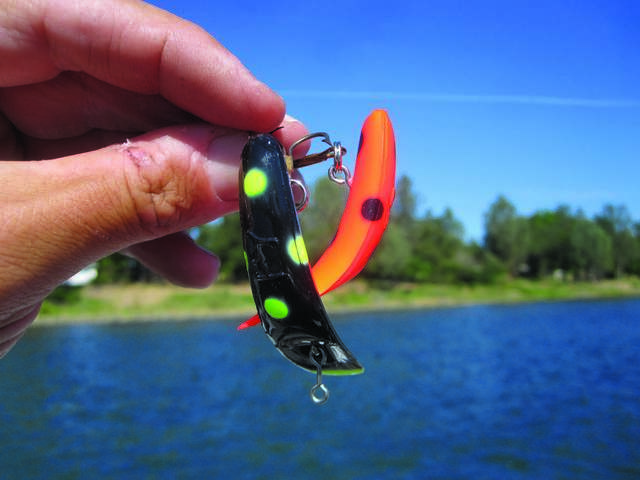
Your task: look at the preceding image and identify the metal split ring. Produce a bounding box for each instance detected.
[328,164,353,187]
[290,178,309,212]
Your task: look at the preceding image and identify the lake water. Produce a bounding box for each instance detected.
[1,299,639,479]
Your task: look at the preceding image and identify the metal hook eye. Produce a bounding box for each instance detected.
[310,383,330,405]
[309,345,329,405]
[290,178,309,212]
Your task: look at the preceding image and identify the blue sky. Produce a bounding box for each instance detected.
[150,0,639,240]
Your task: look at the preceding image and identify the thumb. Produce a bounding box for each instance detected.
[0,125,246,314]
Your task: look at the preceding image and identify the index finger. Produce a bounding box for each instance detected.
[0,0,285,132]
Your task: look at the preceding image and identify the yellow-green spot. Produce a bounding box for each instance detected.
[243,251,249,272]
[243,169,268,197]
[264,297,289,319]
[287,235,309,265]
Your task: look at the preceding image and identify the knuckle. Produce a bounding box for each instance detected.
[120,142,193,234]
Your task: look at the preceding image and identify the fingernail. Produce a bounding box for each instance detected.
[284,114,301,125]
[206,132,249,202]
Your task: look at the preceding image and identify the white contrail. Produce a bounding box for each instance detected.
[280,90,640,108]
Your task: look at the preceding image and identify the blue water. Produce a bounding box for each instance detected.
[1,299,639,479]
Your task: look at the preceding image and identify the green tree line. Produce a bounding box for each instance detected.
[97,175,640,285]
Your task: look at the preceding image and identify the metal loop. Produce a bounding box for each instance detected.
[288,132,332,158]
[328,164,353,187]
[309,345,329,405]
[289,132,347,170]
[332,140,344,170]
[310,345,326,368]
[310,383,330,405]
[290,178,309,212]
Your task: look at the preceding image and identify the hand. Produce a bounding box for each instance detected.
[0,0,308,357]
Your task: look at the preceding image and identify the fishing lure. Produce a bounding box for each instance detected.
[239,132,364,404]
[239,110,396,326]
[238,110,396,404]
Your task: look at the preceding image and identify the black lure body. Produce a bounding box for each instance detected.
[239,133,363,375]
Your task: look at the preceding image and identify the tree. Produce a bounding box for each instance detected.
[364,223,412,280]
[453,242,506,284]
[569,217,612,280]
[392,174,417,230]
[595,204,635,277]
[300,177,347,263]
[97,253,157,283]
[410,208,465,283]
[629,223,640,276]
[526,206,575,278]
[595,204,632,235]
[365,175,419,281]
[483,195,529,276]
[197,214,246,282]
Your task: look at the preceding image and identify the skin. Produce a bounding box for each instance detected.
[0,0,309,357]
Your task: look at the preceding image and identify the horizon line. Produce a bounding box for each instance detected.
[280,90,640,108]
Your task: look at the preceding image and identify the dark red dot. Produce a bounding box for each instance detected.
[361,198,384,221]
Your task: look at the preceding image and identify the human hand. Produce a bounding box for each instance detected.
[0,0,308,357]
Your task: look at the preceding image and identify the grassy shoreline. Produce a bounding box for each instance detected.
[35,278,640,326]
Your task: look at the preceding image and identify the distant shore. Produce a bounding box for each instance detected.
[35,278,640,326]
